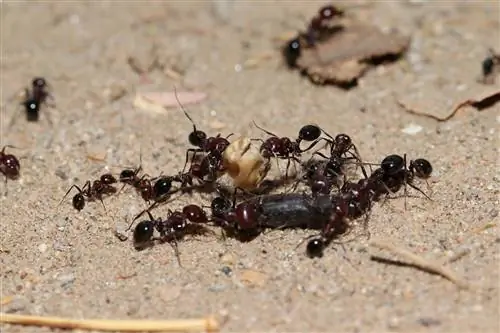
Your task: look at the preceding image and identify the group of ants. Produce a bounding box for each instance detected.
[3,59,434,261]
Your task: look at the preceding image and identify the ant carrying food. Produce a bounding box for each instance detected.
[252,122,323,179]
[59,173,118,211]
[282,4,344,68]
[304,154,434,258]
[174,89,231,182]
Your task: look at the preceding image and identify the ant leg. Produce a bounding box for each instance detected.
[407,182,433,202]
[182,148,203,175]
[169,238,183,268]
[300,138,327,153]
[312,151,330,160]
[57,184,84,208]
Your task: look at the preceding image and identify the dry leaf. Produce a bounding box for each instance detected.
[134,91,207,114]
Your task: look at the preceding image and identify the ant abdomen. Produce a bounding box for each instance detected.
[133,220,155,246]
[306,238,325,258]
[182,204,207,223]
[234,202,260,230]
[411,158,433,179]
[72,194,85,211]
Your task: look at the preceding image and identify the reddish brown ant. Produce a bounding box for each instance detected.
[58,173,118,211]
[0,145,21,182]
[174,88,232,181]
[0,145,21,195]
[132,205,211,264]
[252,122,322,179]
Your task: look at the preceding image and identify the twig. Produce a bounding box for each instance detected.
[370,240,473,290]
[397,90,500,122]
[0,313,220,332]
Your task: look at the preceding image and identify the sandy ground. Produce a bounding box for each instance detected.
[1,1,499,332]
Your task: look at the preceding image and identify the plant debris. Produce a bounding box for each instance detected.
[397,89,500,122]
[478,49,500,85]
[282,5,410,87]
[0,312,220,332]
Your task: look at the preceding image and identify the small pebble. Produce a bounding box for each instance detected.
[58,273,75,288]
[402,123,423,135]
[221,266,232,276]
[417,317,441,327]
[208,284,227,292]
[220,253,235,265]
[38,243,48,253]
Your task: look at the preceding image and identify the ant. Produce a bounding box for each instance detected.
[174,88,232,181]
[0,145,21,194]
[59,173,118,211]
[0,145,21,181]
[9,77,55,127]
[252,122,323,179]
[132,205,211,264]
[283,4,344,68]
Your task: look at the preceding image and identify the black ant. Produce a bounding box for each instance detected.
[282,5,344,68]
[9,77,55,127]
[58,173,118,211]
[252,122,322,179]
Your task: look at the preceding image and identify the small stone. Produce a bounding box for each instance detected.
[221,266,232,276]
[58,273,75,288]
[38,243,48,253]
[417,317,441,327]
[402,123,423,135]
[220,253,235,265]
[208,284,226,292]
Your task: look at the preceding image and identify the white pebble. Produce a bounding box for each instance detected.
[402,123,423,135]
[38,243,48,253]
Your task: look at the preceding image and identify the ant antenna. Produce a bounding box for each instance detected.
[252,120,278,137]
[174,86,198,133]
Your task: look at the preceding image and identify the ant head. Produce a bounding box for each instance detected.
[72,193,85,211]
[298,124,321,142]
[153,177,173,199]
[306,237,325,258]
[381,154,404,175]
[32,77,47,88]
[206,137,230,154]
[411,158,433,179]
[188,130,207,148]
[318,5,344,20]
[282,37,302,68]
[119,169,136,182]
[133,220,155,247]
[211,197,232,218]
[310,177,331,195]
[334,134,351,150]
[101,173,117,185]
[235,202,260,230]
[1,154,21,179]
[168,212,187,232]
